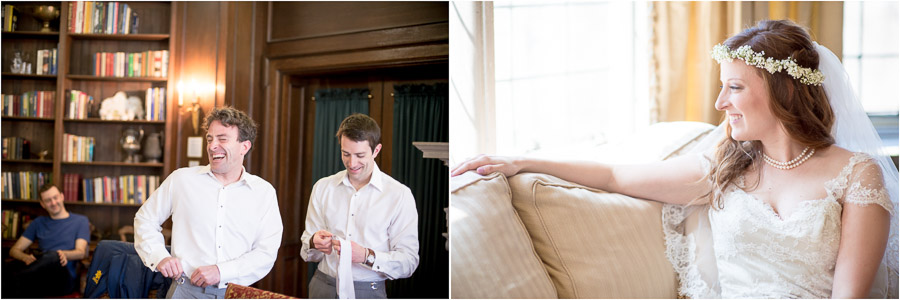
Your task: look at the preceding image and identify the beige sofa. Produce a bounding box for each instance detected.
[450,122,716,299]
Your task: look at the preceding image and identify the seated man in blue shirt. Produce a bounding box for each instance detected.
[2,183,91,298]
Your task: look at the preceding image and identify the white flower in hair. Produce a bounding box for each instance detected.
[711,44,825,86]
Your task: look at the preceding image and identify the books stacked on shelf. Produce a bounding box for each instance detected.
[36,48,58,75]
[2,210,31,239]
[1,171,51,200]
[68,1,139,34]
[93,50,169,78]
[1,91,55,117]
[62,133,95,162]
[66,90,94,119]
[62,173,82,202]
[81,174,159,204]
[2,4,17,32]
[1,137,31,159]
[145,87,166,121]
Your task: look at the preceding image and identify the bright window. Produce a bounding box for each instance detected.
[843,1,899,114]
[843,2,899,156]
[493,1,650,157]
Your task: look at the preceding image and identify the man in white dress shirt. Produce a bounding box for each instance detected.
[301,113,419,299]
[134,107,283,299]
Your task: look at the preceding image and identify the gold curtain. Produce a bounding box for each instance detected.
[651,1,843,125]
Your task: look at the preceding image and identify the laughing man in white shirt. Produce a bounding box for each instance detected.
[134,107,283,299]
[301,113,419,299]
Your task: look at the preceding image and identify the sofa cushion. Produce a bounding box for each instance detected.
[508,173,677,299]
[450,171,557,299]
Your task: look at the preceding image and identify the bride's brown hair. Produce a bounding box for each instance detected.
[704,20,835,208]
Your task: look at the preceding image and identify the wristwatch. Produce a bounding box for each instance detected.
[365,248,376,267]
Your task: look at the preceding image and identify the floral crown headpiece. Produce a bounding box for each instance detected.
[711,43,825,86]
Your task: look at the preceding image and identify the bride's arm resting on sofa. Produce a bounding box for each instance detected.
[451,153,711,205]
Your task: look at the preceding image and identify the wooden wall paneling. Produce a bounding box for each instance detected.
[268,2,448,42]
[164,1,179,177]
[55,3,70,189]
[266,23,449,59]
[223,1,267,173]
[165,1,182,174]
[171,1,221,169]
[371,78,391,175]
[215,1,229,109]
[270,44,448,76]
[249,2,269,174]
[299,77,318,298]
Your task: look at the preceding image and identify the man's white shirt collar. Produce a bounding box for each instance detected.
[196,164,256,190]
[339,162,385,192]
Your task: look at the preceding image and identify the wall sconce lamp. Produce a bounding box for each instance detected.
[178,80,202,135]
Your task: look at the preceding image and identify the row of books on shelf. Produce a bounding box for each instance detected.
[36,48,59,75]
[67,88,166,120]
[63,133,95,162]
[63,173,159,204]
[2,137,31,160]
[145,87,166,121]
[66,90,94,119]
[2,5,17,32]
[1,91,55,118]
[94,50,169,78]
[69,1,139,35]
[1,171,51,200]
[2,210,31,240]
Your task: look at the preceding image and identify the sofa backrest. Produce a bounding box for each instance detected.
[508,173,678,298]
[450,171,558,299]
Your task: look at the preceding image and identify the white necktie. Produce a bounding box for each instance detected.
[336,238,355,299]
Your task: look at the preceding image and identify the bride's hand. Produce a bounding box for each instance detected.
[450,155,524,177]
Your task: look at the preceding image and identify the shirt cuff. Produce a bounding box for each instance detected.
[147,252,171,272]
[217,261,237,288]
[369,249,393,279]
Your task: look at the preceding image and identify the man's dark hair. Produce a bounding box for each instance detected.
[203,106,258,150]
[336,113,381,152]
[39,183,58,195]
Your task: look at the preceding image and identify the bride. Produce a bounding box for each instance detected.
[451,20,898,298]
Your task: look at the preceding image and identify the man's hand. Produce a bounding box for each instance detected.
[311,230,334,255]
[332,240,367,263]
[157,257,183,279]
[57,250,68,266]
[21,254,36,266]
[190,265,220,288]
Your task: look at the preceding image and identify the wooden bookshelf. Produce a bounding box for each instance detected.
[67,75,167,82]
[2,1,175,243]
[0,116,55,122]
[0,72,58,79]
[68,33,169,41]
[2,199,143,207]
[63,118,165,124]
[2,159,53,164]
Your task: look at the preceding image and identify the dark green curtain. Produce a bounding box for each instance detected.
[308,88,369,285]
[388,83,449,298]
[311,88,370,184]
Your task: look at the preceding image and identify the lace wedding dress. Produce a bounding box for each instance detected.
[664,152,895,298]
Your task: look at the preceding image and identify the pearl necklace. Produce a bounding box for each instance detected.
[762,147,815,170]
